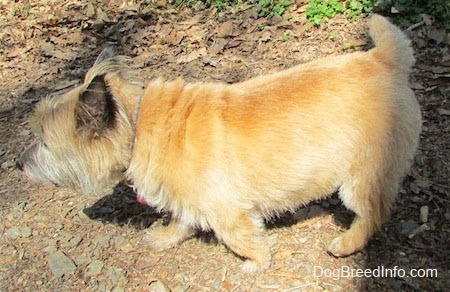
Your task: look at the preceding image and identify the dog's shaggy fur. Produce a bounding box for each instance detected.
[18,15,421,272]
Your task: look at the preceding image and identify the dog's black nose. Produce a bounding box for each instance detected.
[16,160,24,171]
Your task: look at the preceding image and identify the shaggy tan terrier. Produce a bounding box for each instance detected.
[17,15,421,272]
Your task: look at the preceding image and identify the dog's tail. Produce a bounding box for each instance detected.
[369,15,414,73]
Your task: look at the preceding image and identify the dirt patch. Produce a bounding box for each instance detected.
[1,0,448,290]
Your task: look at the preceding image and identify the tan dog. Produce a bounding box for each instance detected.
[17,15,421,272]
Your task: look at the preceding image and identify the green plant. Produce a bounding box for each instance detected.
[211,0,230,9]
[281,33,290,41]
[305,0,345,26]
[173,0,293,18]
[342,41,356,50]
[250,0,292,17]
[306,0,375,26]
[329,31,337,40]
[346,0,374,19]
[304,0,449,29]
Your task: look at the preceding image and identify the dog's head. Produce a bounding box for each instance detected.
[17,49,145,195]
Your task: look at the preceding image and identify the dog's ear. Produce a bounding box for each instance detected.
[76,75,117,135]
[94,47,117,65]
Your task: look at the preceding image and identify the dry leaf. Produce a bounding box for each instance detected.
[165,29,186,45]
[428,28,447,44]
[217,21,233,38]
[40,41,56,56]
[176,47,207,64]
[260,31,272,42]
[438,108,450,116]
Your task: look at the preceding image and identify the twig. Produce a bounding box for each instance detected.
[284,283,314,291]
[405,20,425,32]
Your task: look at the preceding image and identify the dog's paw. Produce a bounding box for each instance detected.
[240,249,271,273]
[328,236,347,257]
[241,259,270,273]
[328,234,361,257]
[141,227,180,251]
[141,223,195,252]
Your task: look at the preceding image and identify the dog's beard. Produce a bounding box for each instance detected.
[19,141,122,195]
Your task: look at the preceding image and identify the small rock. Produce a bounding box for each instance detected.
[74,254,89,266]
[149,278,171,292]
[411,196,422,203]
[260,31,272,42]
[119,241,133,252]
[437,108,450,116]
[419,205,429,223]
[40,41,55,57]
[5,226,21,238]
[20,226,32,238]
[399,220,419,236]
[173,273,189,291]
[1,160,15,170]
[114,235,133,252]
[19,129,31,136]
[204,59,218,67]
[408,223,430,239]
[106,266,127,287]
[86,3,96,18]
[48,251,77,277]
[87,259,104,276]
[106,267,119,285]
[298,237,308,244]
[113,235,126,248]
[69,235,82,247]
[93,234,111,248]
[43,245,57,254]
[7,211,23,221]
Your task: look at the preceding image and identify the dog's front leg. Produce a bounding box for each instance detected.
[142,219,196,251]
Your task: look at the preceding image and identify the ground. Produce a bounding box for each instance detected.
[0,0,449,291]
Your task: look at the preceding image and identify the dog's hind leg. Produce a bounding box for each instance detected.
[212,209,272,273]
[328,169,396,257]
